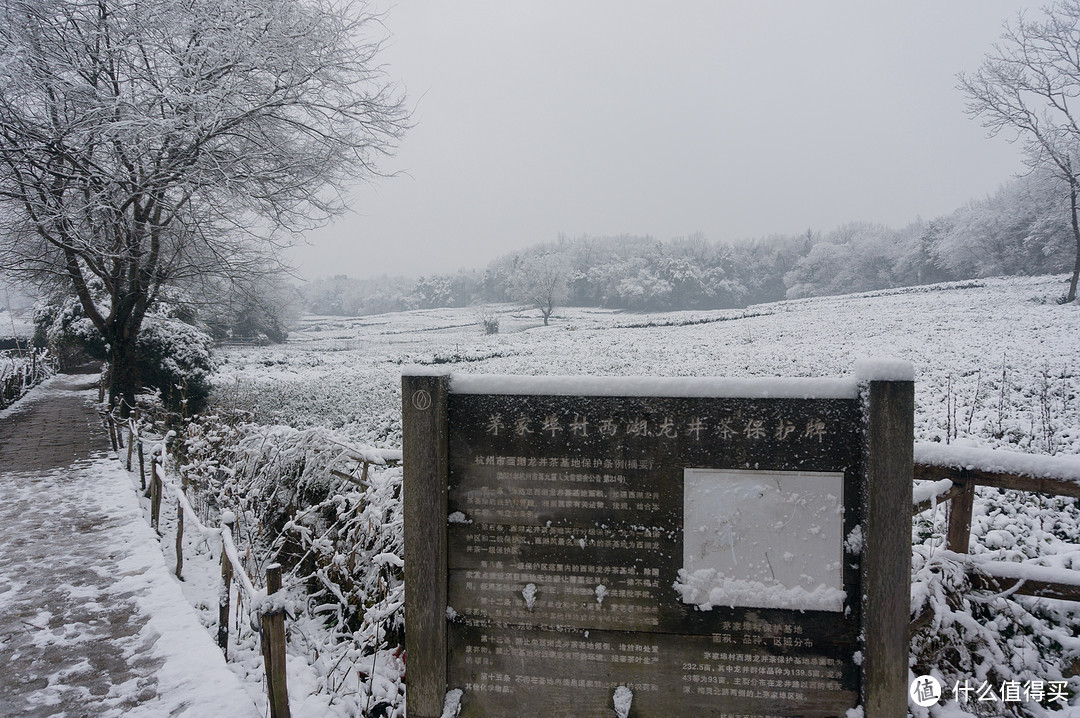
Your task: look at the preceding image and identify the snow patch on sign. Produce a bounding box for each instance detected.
[675,569,846,612]
[854,357,915,382]
[449,373,859,399]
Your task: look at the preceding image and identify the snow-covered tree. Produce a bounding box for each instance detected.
[934,172,1070,279]
[960,0,1080,301]
[509,254,569,325]
[0,0,408,413]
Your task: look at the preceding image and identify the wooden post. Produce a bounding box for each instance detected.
[219,525,234,657]
[946,472,975,554]
[402,371,450,718]
[150,460,162,532]
[108,416,118,453]
[862,378,914,718]
[261,563,290,718]
[175,498,184,579]
[125,426,135,471]
[138,441,146,491]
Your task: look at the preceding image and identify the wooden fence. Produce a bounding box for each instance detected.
[99,409,396,718]
[912,442,1080,628]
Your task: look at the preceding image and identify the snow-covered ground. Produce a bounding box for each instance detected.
[214,274,1080,458]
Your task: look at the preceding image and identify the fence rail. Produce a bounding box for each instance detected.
[912,442,1080,606]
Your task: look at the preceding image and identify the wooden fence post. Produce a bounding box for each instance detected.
[946,471,975,554]
[150,460,162,532]
[219,524,234,657]
[138,441,146,491]
[126,426,134,471]
[108,416,118,453]
[261,563,290,718]
[175,499,184,579]
[862,378,915,718]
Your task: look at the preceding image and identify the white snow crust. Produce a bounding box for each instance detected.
[674,568,846,612]
[915,441,1080,482]
[0,458,260,717]
[449,373,858,399]
[853,357,915,382]
[613,685,633,718]
[441,688,463,718]
[912,478,953,505]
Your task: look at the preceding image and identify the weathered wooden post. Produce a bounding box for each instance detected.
[860,363,915,718]
[138,441,146,491]
[125,424,135,471]
[219,518,235,657]
[402,370,450,718]
[150,459,163,532]
[108,415,119,453]
[946,471,975,554]
[261,563,290,718]
[175,499,184,579]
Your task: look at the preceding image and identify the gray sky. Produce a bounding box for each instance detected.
[294,1,1035,280]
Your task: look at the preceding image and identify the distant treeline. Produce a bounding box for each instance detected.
[302,169,1075,316]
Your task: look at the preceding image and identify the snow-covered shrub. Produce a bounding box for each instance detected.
[32,290,106,367]
[910,491,1080,716]
[135,318,214,414]
[176,416,405,712]
[0,347,57,408]
[33,286,214,413]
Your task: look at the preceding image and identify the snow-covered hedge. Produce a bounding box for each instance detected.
[0,348,57,409]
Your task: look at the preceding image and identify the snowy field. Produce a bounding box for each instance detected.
[203,273,1080,716]
[213,274,1080,458]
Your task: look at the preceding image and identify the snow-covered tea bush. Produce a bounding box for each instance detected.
[33,286,214,413]
[176,414,405,714]
[910,491,1080,716]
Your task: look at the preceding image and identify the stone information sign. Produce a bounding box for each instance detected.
[403,370,914,718]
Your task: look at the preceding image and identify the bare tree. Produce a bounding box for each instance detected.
[509,254,569,326]
[0,0,408,412]
[959,1,1080,302]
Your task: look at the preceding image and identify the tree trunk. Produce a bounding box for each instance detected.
[108,338,139,417]
[1070,179,1080,303]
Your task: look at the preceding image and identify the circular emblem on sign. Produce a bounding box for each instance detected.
[411,389,432,411]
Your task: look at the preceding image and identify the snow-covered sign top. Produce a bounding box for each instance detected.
[447,373,860,398]
[403,358,913,399]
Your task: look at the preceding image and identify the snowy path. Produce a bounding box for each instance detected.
[0,372,260,717]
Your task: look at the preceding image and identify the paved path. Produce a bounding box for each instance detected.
[0,366,106,473]
[0,372,260,717]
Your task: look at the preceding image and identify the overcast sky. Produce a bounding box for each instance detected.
[293,1,1036,281]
